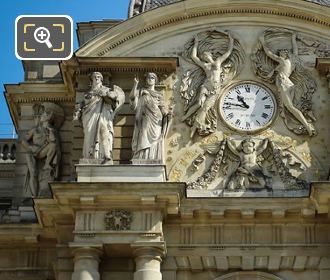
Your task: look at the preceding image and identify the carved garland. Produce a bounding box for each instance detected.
[187,139,308,191]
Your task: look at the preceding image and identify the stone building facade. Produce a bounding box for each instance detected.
[1,1,330,280]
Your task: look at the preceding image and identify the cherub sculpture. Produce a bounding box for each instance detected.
[187,137,308,192]
[252,29,317,136]
[226,138,271,191]
[180,29,245,137]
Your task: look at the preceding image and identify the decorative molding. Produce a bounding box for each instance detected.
[128,0,330,18]
[95,4,330,57]
[172,255,329,272]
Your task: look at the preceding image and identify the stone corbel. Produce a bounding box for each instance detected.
[316,58,330,93]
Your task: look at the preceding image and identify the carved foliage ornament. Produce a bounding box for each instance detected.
[180,29,246,137]
[187,137,308,192]
[104,210,132,231]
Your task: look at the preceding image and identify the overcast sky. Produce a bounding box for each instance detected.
[0,0,130,138]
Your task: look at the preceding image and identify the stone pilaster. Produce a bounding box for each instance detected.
[71,247,103,280]
[133,246,164,280]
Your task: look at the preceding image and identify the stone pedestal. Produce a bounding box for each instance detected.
[76,164,167,182]
[133,247,164,280]
[71,247,103,280]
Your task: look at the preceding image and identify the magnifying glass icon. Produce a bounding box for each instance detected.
[34,27,53,49]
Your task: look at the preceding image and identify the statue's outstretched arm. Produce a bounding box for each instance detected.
[129,77,139,110]
[259,36,281,62]
[217,32,234,63]
[291,33,298,56]
[191,36,205,69]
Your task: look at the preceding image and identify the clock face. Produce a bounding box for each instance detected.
[219,82,277,133]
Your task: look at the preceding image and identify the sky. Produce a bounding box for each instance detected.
[0,0,130,138]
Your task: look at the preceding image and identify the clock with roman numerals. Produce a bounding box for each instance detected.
[219,82,277,133]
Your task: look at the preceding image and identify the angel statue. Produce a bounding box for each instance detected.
[252,29,317,136]
[180,29,245,137]
[226,138,271,191]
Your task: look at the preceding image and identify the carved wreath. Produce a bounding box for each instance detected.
[104,210,132,231]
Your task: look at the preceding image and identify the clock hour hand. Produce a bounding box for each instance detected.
[236,95,250,108]
[224,102,247,108]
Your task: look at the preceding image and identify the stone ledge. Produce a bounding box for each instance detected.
[76,164,167,183]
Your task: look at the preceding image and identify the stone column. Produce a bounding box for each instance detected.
[71,247,103,280]
[133,247,164,280]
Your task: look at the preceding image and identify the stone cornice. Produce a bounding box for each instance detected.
[77,0,330,57]
[310,182,330,214]
[0,224,43,245]
[4,83,73,129]
[33,182,185,231]
[60,56,178,95]
[129,0,330,18]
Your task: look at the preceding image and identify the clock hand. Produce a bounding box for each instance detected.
[224,102,247,108]
[236,95,250,108]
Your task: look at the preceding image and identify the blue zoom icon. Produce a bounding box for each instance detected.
[15,15,73,60]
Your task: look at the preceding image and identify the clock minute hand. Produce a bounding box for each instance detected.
[224,102,246,108]
[236,95,250,108]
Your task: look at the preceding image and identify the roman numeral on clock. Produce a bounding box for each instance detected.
[227,113,234,119]
[262,113,269,119]
[246,122,251,129]
[244,86,250,93]
[262,96,269,100]
[235,119,241,125]
[264,105,272,109]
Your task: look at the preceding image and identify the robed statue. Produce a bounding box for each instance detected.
[74,72,125,164]
[130,72,172,164]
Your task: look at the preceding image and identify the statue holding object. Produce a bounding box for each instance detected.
[130,72,172,164]
[75,72,125,164]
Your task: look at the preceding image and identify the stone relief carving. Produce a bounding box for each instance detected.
[305,0,330,7]
[22,103,64,197]
[74,72,125,164]
[187,137,308,195]
[104,210,132,231]
[130,72,172,164]
[226,138,272,191]
[252,29,318,136]
[295,34,330,58]
[180,29,245,137]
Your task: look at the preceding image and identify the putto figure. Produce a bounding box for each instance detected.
[180,29,245,137]
[130,73,171,163]
[75,72,125,164]
[252,29,317,136]
[226,138,270,191]
[22,103,64,197]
